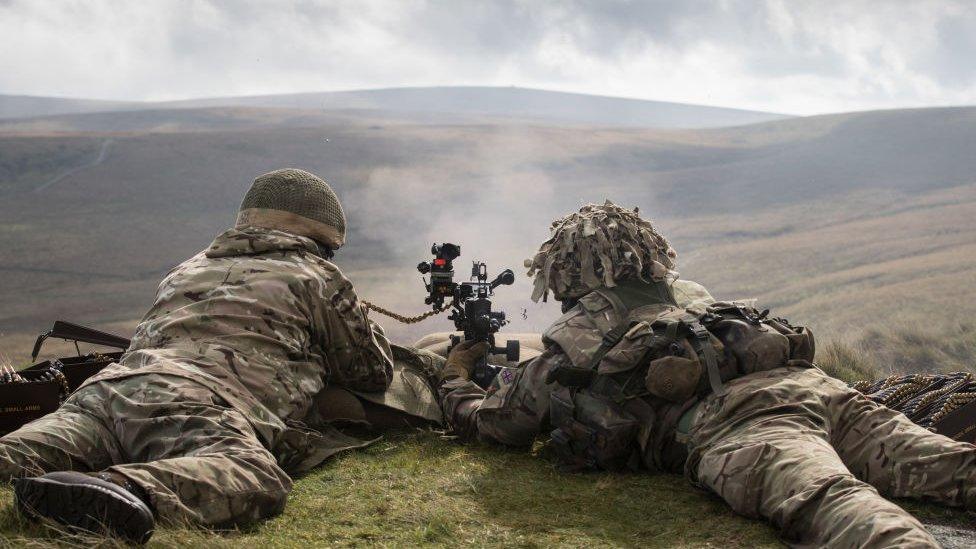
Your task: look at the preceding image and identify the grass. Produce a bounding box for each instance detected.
[1,431,972,548]
[816,321,976,383]
[0,431,783,548]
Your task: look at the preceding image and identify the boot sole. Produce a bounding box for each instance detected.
[14,472,154,544]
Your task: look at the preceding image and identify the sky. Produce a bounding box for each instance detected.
[1,0,975,115]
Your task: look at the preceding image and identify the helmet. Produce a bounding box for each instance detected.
[236,168,346,249]
[525,200,676,302]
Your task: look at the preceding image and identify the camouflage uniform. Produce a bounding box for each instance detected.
[441,278,976,548]
[0,226,394,527]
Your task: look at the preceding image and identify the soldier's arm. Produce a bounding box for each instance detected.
[439,347,567,446]
[317,275,394,392]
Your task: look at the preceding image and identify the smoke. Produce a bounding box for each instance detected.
[346,125,581,342]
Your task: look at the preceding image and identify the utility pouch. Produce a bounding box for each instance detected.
[708,318,791,376]
[703,302,817,376]
[597,322,656,375]
[763,316,816,362]
[549,389,597,471]
[548,388,640,472]
[645,353,703,403]
[785,327,816,363]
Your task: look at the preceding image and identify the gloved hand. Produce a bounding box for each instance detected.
[440,340,490,382]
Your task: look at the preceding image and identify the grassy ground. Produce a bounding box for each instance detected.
[1,431,972,548]
[816,322,976,383]
[0,431,783,548]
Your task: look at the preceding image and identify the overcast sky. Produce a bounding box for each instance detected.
[1,0,974,115]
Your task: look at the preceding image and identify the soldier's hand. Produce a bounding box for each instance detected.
[440,340,490,382]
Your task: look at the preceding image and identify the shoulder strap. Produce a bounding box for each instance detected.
[593,288,629,320]
[686,319,727,396]
[545,320,631,388]
[545,281,676,389]
[587,322,632,370]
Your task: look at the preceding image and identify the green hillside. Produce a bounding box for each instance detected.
[0,105,974,371]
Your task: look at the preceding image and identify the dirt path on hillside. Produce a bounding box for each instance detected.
[33,138,113,193]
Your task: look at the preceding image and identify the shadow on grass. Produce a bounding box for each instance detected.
[457,441,782,548]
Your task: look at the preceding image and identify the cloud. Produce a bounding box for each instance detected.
[0,0,974,114]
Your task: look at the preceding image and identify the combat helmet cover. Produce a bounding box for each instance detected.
[525,200,676,302]
[236,168,347,249]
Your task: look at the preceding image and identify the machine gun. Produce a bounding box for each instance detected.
[417,243,520,388]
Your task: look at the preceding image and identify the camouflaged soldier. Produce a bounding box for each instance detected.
[0,168,395,543]
[440,201,976,548]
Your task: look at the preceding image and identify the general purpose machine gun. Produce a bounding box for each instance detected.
[417,243,520,388]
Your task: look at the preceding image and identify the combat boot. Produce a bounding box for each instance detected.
[14,470,155,543]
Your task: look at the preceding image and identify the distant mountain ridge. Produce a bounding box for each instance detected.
[0,94,138,120]
[0,86,790,129]
[159,86,791,128]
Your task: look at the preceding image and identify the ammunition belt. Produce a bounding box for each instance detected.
[0,360,71,404]
[363,299,454,324]
[852,372,976,428]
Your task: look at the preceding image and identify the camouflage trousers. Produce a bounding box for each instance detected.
[686,366,976,548]
[0,374,291,527]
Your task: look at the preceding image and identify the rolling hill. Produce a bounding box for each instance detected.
[0,87,789,129]
[0,94,138,120]
[160,86,791,128]
[0,102,974,367]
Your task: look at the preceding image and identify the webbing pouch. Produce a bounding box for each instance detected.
[546,321,632,388]
[549,389,597,472]
[548,388,640,472]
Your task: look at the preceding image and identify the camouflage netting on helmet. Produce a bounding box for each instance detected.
[237,168,347,248]
[525,200,677,302]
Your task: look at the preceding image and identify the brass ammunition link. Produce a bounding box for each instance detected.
[363,300,454,324]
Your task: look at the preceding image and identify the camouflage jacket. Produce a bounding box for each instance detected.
[439,278,713,454]
[82,227,394,473]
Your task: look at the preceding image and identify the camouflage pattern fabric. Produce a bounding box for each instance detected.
[440,279,976,548]
[441,345,564,447]
[0,374,299,527]
[350,344,447,424]
[439,278,709,449]
[687,366,976,547]
[0,226,394,526]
